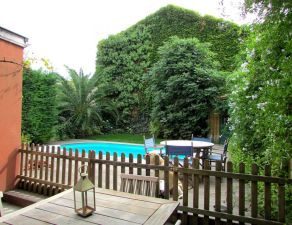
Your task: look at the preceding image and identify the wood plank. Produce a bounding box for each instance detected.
[154,155,160,197]
[203,160,210,225]
[178,206,284,225]
[49,146,55,196]
[62,191,161,209]
[38,145,45,194]
[36,203,138,225]
[264,165,271,220]
[43,145,50,195]
[278,184,285,222]
[192,158,200,225]
[23,208,98,225]
[33,144,39,192]
[164,156,169,199]
[61,147,67,191]
[226,161,233,225]
[3,214,51,225]
[172,157,179,201]
[53,196,156,216]
[19,143,24,176]
[251,163,258,223]
[98,151,103,188]
[0,189,72,223]
[239,162,245,225]
[106,152,110,189]
[92,188,176,204]
[91,151,96,185]
[68,149,73,186]
[129,153,134,174]
[144,202,179,225]
[44,198,148,224]
[28,143,34,191]
[113,152,118,190]
[74,149,79,185]
[55,147,61,185]
[215,161,222,225]
[182,157,188,225]
[146,154,150,176]
[137,154,142,175]
[24,143,29,177]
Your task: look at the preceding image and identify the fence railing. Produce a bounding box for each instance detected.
[17,144,291,225]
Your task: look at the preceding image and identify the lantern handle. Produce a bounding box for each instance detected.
[78,165,88,176]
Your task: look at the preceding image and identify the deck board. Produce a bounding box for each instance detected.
[0,188,179,225]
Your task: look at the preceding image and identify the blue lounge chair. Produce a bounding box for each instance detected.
[144,135,163,154]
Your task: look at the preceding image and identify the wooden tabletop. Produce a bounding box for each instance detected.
[0,188,179,225]
[160,140,214,148]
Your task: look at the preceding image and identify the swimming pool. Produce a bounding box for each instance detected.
[61,142,148,159]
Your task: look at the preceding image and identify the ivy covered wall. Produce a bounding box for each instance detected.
[96,5,242,131]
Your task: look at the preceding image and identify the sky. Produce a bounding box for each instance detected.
[0,0,250,76]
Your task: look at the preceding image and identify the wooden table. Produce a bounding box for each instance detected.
[0,188,179,225]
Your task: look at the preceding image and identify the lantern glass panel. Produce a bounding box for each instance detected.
[74,188,95,217]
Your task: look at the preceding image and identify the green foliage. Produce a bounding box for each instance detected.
[227,0,292,220]
[150,37,224,139]
[136,5,242,71]
[96,25,152,131]
[22,68,58,143]
[57,67,115,138]
[96,5,240,132]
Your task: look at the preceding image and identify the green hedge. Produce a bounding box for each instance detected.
[22,69,58,143]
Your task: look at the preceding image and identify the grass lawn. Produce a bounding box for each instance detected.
[85,133,162,145]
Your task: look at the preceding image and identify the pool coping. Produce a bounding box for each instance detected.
[48,139,144,147]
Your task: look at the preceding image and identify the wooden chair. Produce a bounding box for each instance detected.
[120,174,159,197]
[144,135,163,154]
[206,140,228,171]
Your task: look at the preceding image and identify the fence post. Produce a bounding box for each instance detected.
[164,156,169,199]
[192,158,199,225]
[226,161,233,225]
[251,163,258,224]
[182,157,189,225]
[238,163,245,225]
[98,151,103,188]
[173,157,179,201]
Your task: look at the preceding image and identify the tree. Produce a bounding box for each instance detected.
[227,0,292,220]
[96,25,152,132]
[22,68,58,143]
[57,67,112,138]
[150,37,224,139]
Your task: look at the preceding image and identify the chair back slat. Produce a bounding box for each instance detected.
[120,174,159,197]
[165,145,193,157]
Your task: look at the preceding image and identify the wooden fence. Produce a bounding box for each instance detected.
[17,144,291,225]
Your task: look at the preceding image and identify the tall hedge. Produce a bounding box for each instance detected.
[22,69,58,143]
[96,5,242,131]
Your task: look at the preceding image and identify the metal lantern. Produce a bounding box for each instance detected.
[73,165,96,217]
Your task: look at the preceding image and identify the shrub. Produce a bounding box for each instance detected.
[150,37,224,139]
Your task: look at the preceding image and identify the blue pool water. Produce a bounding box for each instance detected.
[61,142,148,159]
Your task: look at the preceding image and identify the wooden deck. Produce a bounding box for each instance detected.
[0,188,179,225]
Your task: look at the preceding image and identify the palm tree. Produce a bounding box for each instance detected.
[57,67,116,138]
